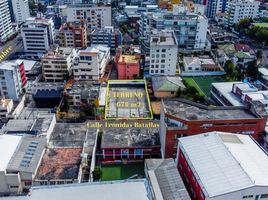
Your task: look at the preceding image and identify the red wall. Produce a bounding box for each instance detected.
[115,53,140,80]
[101,147,161,161]
[177,148,206,200]
[164,114,267,158]
[19,62,27,87]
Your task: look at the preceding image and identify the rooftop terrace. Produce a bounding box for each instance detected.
[119,55,139,64]
[101,121,160,148]
[49,123,87,147]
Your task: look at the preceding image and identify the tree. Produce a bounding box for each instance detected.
[92,167,102,181]
[224,60,238,81]
[247,26,268,47]
[257,50,263,59]
[236,18,252,33]
[245,60,259,81]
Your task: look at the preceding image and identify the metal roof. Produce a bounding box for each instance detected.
[179,132,268,197]
[0,135,22,171]
[2,179,149,200]
[146,159,191,200]
[7,136,46,173]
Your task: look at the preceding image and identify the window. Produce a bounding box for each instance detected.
[243,195,254,199]
[162,49,166,53]
[261,194,268,199]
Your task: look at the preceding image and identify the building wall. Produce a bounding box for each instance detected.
[149,45,178,76]
[0,171,21,194]
[117,62,140,80]
[177,147,205,200]
[22,22,54,53]
[66,6,111,30]
[154,91,177,98]
[177,144,268,200]
[59,21,87,48]
[161,112,267,158]
[0,0,13,41]
[90,30,122,51]
[0,64,23,101]
[42,48,78,82]
[116,54,140,80]
[73,48,110,81]
[101,147,161,161]
[225,0,260,26]
[11,0,30,23]
[18,62,27,87]
[140,11,209,51]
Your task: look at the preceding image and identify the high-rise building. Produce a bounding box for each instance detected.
[0,60,27,101]
[225,0,260,26]
[21,17,55,53]
[205,0,228,19]
[140,8,209,51]
[59,20,87,49]
[149,30,178,76]
[42,47,78,82]
[11,0,30,23]
[66,4,111,31]
[0,0,13,42]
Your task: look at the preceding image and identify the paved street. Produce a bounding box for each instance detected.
[0,35,23,62]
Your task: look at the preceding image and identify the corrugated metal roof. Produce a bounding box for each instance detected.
[179,132,262,197]
[146,159,191,200]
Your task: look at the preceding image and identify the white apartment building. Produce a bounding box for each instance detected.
[225,0,260,25]
[140,8,209,51]
[42,47,78,82]
[0,134,46,195]
[65,5,111,30]
[149,30,178,76]
[73,45,110,81]
[0,0,13,42]
[21,17,55,53]
[0,61,26,101]
[11,0,30,23]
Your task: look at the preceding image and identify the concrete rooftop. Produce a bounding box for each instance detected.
[163,99,258,121]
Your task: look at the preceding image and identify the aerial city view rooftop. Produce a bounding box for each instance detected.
[0,0,268,199]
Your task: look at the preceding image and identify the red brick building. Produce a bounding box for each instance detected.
[160,99,268,158]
